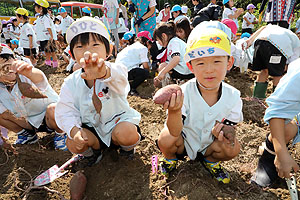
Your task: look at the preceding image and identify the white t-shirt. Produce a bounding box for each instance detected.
[9,26,20,40]
[19,22,38,49]
[59,15,74,34]
[174,15,190,24]
[116,41,149,71]
[166,37,191,75]
[118,18,127,33]
[242,12,256,29]
[222,8,239,29]
[35,15,57,41]
[2,27,10,39]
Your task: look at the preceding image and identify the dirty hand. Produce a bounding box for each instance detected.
[154,71,166,85]
[73,128,89,151]
[275,151,299,178]
[80,51,106,80]
[211,122,231,145]
[163,89,184,111]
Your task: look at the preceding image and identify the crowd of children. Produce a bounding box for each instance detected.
[1,0,300,197]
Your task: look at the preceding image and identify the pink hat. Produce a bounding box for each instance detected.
[221,19,237,36]
[137,31,152,41]
[247,4,256,10]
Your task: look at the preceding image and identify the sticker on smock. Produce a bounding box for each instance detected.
[269,56,281,64]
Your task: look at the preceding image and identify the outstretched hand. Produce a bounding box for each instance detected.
[80,51,106,80]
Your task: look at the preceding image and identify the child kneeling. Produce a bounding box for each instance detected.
[55,17,142,167]
[157,28,243,183]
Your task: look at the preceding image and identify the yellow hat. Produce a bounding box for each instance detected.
[35,0,49,8]
[184,28,231,63]
[15,8,29,16]
[66,17,110,44]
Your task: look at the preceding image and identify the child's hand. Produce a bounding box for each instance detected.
[80,51,106,80]
[163,90,184,112]
[212,122,233,145]
[73,128,89,151]
[154,71,166,85]
[275,151,299,178]
[11,60,33,77]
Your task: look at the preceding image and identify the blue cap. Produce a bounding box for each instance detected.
[123,32,134,40]
[223,0,229,4]
[241,32,251,39]
[11,39,19,45]
[171,5,181,13]
[82,6,91,14]
[58,7,67,13]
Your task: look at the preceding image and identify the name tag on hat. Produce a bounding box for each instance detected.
[269,56,281,64]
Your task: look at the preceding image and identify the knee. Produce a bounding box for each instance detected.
[46,103,56,119]
[157,128,177,149]
[224,141,240,160]
[113,123,140,145]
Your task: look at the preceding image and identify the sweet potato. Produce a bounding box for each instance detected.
[153,84,182,104]
[16,74,47,99]
[221,125,236,146]
[92,81,102,114]
[70,171,87,200]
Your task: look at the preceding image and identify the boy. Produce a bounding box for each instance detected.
[55,17,141,166]
[251,57,300,187]
[157,27,243,183]
[0,44,67,150]
[58,7,74,44]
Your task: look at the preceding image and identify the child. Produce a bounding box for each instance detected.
[34,0,59,68]
[175,18,191,42]
[0,43,67,150]
[120,31,135,49]
[153,22,194,87]
[242,4,258,34]
[235,32,253,73]
[244,24,300,99]
[16,8,38,66]
[251,57,300,187]
[55,17,141,166]
[222,0,244,30]
[58,7,74,44]
[171,5,189,24]
[117,11,127,41]
[82,6,91,17]
[2,21,11,45]
[9,17,20,40]
[116,31,152,96]
[157,28,243,183]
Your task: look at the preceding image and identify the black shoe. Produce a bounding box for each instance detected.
[119,148,135,160]
[129,89,139,96]
[251,149,279,187]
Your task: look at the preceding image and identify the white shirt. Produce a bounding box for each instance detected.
[55,62,141,145]
[242,12,256,29]
[156,9,171,23]
[9,25,20,40]
[19,22,38,49]
[174,15,190,24]
[149,0,157,7]
[222,8,239,29]
[35,15,57,41]
[116,42,149,71]
[166,37,191,75]
[180,79,243,160]
[2,27,10,39]
[59,15,74,34]
[118,18,127,33]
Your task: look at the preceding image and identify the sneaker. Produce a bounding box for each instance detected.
[54,133,68,151]
[15,129,38,144]
[119,148,135,160]
[52,60,59,68]
[201,160,231,184]
[159,158,177,177]
[82,149,103,167]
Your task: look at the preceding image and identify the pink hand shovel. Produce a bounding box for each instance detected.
[34,154,83,186]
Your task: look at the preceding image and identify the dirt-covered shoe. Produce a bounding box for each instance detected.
[15,129,38,144]
[159,158,177,177]
[119,148,135,160]
[54,133,68,151]
[201,160,231,184]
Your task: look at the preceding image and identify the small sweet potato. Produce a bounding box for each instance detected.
[70,171,87,200]
[16,74,47,99]
[221,125,236,146]
[153,84,182,104]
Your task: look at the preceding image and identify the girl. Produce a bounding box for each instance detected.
[2,21,11,46]
[153,22,194,87]
[222,0,244,30]
[175,18,191,42]
[0,43,67,150]
[55,17,142,166]
[34,0,59,68]
[242,4,258,34]
[16,8,38,66]
[120,31,135,49]
[116,31,152,96]
[118,11,127,41]
[9,17,20,40]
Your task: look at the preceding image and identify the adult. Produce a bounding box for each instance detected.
[128,0,156,36]
[156,3,171,24]
[103,0,120,50]
[259,0,296,29]
[192,0,204,18]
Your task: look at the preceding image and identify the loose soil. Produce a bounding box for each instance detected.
[1,64,300,200]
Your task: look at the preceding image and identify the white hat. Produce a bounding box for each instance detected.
[56,15,63,21]
[0,43,14,55]
[66,17,110,44]
[181,6,188,14]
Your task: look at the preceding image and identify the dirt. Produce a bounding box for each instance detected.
[1,63,300,200]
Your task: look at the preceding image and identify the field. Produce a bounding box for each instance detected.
[1,63,300,200]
